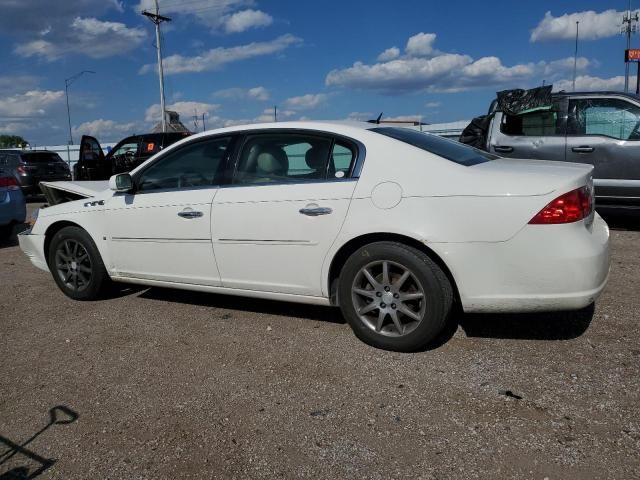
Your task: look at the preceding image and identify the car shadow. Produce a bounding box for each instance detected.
[456,303,595,340]
[0,223,28,250]
[138,287,346,325]
[598,209,640,231]
[136,287,595,345]
[0,405,78,479]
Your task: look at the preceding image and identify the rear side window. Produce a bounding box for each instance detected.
[370,127,496,166]
[20,152,64,163]
[500,110,559,136]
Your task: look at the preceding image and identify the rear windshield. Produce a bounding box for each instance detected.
[370,127,497,166]
[20,152,64,163]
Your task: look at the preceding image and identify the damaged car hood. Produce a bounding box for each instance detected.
[39,181,109,205]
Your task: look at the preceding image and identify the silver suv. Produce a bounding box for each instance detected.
[486,91,640,210]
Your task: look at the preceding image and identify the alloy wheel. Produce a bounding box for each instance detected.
[351,260,426,337]
[54,239,92,292]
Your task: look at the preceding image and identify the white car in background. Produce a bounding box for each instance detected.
[19,121,610,351]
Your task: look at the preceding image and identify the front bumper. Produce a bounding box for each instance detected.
[435,213,610,313]
[18,230,49,272]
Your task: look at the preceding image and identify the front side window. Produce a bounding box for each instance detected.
[112,141,139,157]
[137,136,232,192]
[234,134,334,184]
[568,98,640,140]
[500,109,559,136]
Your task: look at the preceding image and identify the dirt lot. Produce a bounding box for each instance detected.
[1,203,639,479]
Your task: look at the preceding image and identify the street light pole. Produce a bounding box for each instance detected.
[64,70,95,170]
[572,21,579,91]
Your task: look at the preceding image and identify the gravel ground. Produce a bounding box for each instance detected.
[1,203,639,479]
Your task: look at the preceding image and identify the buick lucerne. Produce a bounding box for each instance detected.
[19,122,610,351]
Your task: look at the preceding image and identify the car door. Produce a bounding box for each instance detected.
[487,97,567,160]
[105,135,236,285]
[211,131,359,297]
[565,95,640,204]
[78,135,107,180]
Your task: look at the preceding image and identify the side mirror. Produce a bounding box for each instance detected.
[109,173,133,192]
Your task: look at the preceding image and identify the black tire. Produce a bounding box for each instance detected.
[338,241,453,352]
[47,226,111,300]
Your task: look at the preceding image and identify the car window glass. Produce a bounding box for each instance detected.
[234,134,332,185]
[82,138,102,161]
[371,127,497,166]
[0,154,6,166]
[138,137,231,192]
[112,142,139,157]
[568,98,640,140]
[500,109,559,136]
[331,142,355,178]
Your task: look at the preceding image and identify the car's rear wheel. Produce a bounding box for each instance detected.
[48,226,110,300]
[338,241,453,352]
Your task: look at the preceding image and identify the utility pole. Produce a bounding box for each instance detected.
[622,2,639,93]
[572,21,579,91]
[64,70,95,171]
[273,105,277,122]
[142,0,171,132]
[202,113,206,131]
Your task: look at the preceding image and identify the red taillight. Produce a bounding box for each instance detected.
[0,176,19,190]
[529,186,593,225]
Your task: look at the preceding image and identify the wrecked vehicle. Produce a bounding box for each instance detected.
[461,89,640,211]
[74,132,190,181]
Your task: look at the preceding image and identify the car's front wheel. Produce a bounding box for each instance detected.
[47,226,110,300]
[338,241,453,352]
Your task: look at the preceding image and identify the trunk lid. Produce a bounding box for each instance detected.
[471,158,593,197]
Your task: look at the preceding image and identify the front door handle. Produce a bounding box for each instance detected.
[572,146,594,153]
[299,206,332,216]
[493,145,514,153]
[178,210,203,219]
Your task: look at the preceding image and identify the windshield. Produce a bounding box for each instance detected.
[370,127,497,166]
[21,152,64,163]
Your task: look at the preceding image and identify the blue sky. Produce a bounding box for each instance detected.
[0,0,632,144]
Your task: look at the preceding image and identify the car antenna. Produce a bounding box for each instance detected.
[367,112,383,124]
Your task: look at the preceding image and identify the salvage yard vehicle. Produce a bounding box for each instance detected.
[74,132,190,180]
[463,90,640,211]
[0,149,71,196]
[0,169,26,239]
[19,121,610,351]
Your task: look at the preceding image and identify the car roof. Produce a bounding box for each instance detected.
[187,120,376,140]
[553,90,640,100]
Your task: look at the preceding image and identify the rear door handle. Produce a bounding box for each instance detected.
[299,206,332,216]
[572,146,594,153]
[178,210,203,219]
[493,146,514,153]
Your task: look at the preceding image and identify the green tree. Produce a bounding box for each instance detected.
[0,135,28,148]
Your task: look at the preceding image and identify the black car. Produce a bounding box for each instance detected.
[74,132,190,180]
[0,149,72,195]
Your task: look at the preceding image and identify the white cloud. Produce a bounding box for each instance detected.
[141,34,301,75]
[283,93,328,110]
[326,33,594,94]
[137,1,274,34]
[553,75,629,92]
[0,75,39,95]
[0,90,64,118]
[377,47,400,62]
[425,102,440,108]
[405,32,437,57]
[345,112,373,121]
[531,10,622,42]
[144,101,220,123]
[72,119,139,142]
[213,86,270,101]
[15,17,146,60]
[223,9,273,33]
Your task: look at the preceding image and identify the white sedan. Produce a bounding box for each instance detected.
[19,121,610,351]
